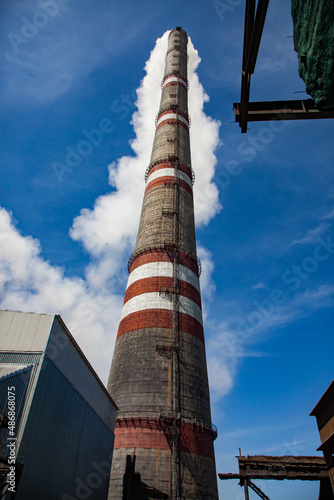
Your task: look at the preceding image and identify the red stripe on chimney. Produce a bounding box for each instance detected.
[145,177,193,197]
[146,162,192,183]
[117,310,204,342]
[130,250,199,276]
[156,119,189,132]
[124,277,201,307]
[114,418,214,459]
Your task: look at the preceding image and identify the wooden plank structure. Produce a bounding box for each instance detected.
[219,455,331,499]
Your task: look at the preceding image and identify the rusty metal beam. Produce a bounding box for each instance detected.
[245,0,270,75]
[219,455,329,481]
[218,473,241,479]
[239,74,250,133]
[239,0,269,132]
[240,0,255,132]
[234,100,334,122]
[243,478,250,500]
[242,0,255,71]
[238,455,329,480]
[248,480,271,500]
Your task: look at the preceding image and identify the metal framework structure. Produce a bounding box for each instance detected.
[235,0,334,132]
[219,455,330,500]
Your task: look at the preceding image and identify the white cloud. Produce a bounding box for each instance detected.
[251,282,266,290]
[242,284,334,340]
[205,284,334,402]
[206,323,241,402]
[197,245,216,306]
[69,32,168,258]
[254,438,310,456]
[222,422,296,441]
[290,221,331,247]
[207,356,235,402]
[188,46,222,225]
[323,207,334,220]
[0,207,123,383]
[206,323,269,403]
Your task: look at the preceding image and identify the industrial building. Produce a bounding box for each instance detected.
[107,27,218,499]
[0,310,117,500]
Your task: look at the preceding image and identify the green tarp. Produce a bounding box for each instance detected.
[292,0,334,109]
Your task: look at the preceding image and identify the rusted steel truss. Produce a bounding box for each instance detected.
[219,455,330,500]
[234,99,334,125]
[237,455,329,480]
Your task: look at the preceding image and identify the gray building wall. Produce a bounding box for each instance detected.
[16,356,114,500]
[0,310,117,500]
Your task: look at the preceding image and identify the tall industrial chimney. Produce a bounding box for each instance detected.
[107,27,218,499]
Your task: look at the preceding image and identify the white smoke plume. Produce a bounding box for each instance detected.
[0,31,221,386]
[70,32,221,255]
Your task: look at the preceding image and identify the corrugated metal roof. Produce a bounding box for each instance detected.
[0,352,42,365]
[0,310,54,351]
[0,364,30,379]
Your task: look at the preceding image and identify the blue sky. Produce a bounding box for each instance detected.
[1,1,333,499]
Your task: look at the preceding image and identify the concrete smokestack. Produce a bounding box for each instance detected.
[107,27,218,499]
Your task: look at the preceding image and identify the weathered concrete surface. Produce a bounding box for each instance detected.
[108,330,212,424]
[135,185,196,256]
